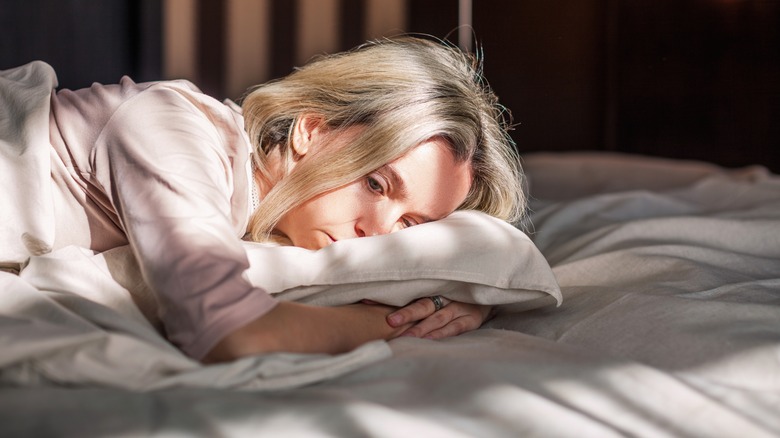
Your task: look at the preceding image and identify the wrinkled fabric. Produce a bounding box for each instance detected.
[0,61,57,266]
[1,62,277,359]
[2,152,779,437]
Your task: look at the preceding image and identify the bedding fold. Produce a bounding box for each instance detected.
[1,210,561,391]
[0,61,58,266]
[1,151,779,437]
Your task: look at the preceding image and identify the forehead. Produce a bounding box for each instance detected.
[386,138,473,221]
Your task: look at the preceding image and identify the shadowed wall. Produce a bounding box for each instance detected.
[1,0,777,171]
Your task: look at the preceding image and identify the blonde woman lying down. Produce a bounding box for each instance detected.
[0,37,525,363]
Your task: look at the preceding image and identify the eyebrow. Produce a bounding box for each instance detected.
[382,164,435,224]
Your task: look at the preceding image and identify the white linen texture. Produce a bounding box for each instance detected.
[0,211,560,391]
[2,151,779,437]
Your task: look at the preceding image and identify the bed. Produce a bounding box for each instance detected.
[1,151,779,437]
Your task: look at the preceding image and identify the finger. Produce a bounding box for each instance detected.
[423,314,482,340]
[386,297,441,327]
[400,307,454,337]
[403,303,486,339]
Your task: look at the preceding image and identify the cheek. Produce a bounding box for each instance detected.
[298,199,331,225]
[299,181,368,223]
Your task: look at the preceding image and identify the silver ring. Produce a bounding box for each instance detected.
[428,295,444,312]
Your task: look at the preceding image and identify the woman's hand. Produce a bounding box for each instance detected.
[384,298,493,340]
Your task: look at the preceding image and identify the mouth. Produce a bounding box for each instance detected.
[325,232,337,245]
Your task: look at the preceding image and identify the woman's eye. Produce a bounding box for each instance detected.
[367,176,384,194]
[401,217,415,228]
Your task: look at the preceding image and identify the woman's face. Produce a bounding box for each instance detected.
[274,137,473,250]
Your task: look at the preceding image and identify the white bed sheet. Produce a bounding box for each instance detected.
[2,152,779,437]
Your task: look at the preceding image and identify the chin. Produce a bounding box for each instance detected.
[287,231,333,250]
[295,237,324,251]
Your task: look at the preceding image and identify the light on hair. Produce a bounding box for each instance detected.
[241,36,526,242]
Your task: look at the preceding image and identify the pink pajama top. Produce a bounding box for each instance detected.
[2,61,277,359]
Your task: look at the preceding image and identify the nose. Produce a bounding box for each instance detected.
[355,209,397,238]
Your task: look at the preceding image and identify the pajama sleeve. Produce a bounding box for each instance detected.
[92,83,278,360]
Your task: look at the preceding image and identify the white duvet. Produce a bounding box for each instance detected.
[0,208,561,391]
[2,146,779,437]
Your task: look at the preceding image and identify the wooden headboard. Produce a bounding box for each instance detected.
[2,0,777,172]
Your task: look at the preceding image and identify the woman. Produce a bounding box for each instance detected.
[0,37,525,363]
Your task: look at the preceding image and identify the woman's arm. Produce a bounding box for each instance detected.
[203,301,412,362]
[203,299,492,363]
[95,84,279,360]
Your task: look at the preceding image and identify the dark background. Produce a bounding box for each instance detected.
[2,0,778,172]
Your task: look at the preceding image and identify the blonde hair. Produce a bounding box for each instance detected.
[241,36,526,242]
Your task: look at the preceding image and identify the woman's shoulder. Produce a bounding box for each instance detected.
[54,75,206,113]
[53,72,245,143]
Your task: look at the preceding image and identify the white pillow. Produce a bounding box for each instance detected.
[19,211,561,334]
[244,210,562,308]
